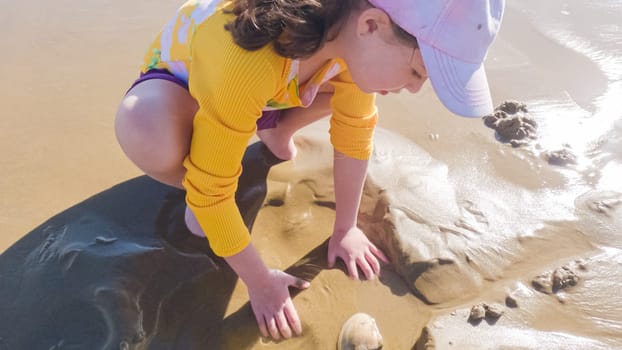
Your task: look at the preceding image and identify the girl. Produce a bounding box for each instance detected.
[115,0,504,341]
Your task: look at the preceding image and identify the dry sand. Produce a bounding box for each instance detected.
[1,0,621,349]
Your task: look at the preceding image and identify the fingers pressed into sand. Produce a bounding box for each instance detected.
[275,310,292,339]
[356,255,374,280]
[365,251,381,277]
[266,315,280,340]
[256,314,269,338]
[327,251,337,268]
[370,244,390,264]
[292,277,311,289]
[347,259,360,280]
[284,299,303,336]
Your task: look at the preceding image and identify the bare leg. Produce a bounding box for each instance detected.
[115,80,333,236]
[257,90,333,160]
[115,79,205,236]
[115,79,197,189]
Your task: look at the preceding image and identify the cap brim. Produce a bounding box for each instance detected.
[419,42,494,118]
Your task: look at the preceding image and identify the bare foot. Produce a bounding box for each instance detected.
[256,128,297,160]
[185,206,205,238]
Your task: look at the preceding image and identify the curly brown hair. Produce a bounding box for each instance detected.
[225,0,417,59]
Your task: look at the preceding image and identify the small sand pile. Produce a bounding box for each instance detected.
[531,260,586,295]
[543,147,578,166]
[483,100,538,147]
[468,303,505,324]
[484,101,580,166]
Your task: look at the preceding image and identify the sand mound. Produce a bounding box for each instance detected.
[483,100,538,147]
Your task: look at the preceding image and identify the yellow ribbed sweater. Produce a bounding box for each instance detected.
[140,0,378,256]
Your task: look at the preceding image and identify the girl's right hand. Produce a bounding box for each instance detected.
[246,269,310,340]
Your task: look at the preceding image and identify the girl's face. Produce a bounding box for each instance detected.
[340,8,428,95]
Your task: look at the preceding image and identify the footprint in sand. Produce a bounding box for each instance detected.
[337,313,383,350]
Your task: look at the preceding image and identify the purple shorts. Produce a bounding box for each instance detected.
[128,69,281,130]
[128,68,188,92]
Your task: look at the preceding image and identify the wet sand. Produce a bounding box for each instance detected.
[1,0,621,349]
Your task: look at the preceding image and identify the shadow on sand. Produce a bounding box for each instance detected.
[0,142,330,350]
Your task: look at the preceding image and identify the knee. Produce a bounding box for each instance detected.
[114,96,138,139]
[114,96,151,158]
[114,97,188,175]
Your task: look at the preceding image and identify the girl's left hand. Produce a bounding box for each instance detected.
[327,227,389,280]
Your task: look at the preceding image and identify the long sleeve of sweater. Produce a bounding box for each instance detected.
[182,14,285,257]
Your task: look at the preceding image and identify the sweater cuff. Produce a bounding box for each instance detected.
[186,197,251,257]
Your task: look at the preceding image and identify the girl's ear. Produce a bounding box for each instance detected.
[356,8,392,37]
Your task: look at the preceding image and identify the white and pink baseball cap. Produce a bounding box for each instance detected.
[369,0,506,117]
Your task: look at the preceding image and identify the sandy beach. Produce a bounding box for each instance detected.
[1,0,621,349]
